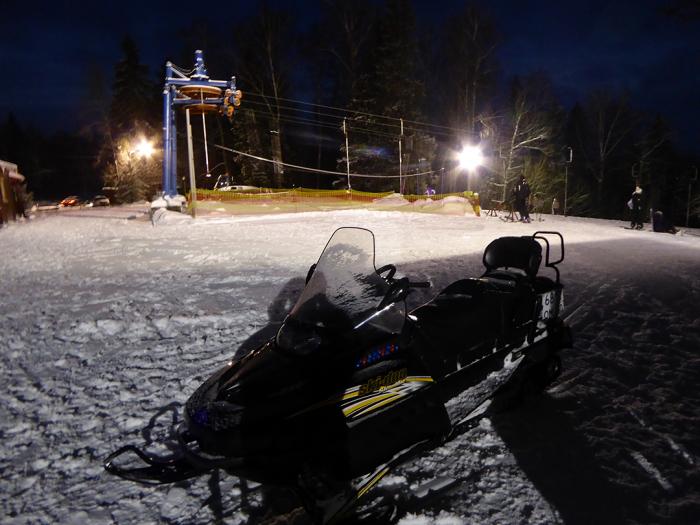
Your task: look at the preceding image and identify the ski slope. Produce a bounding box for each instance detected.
[1,206,699,524]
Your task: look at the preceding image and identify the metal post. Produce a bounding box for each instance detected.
[687,166,698,227]
[170,92,177,195]
[162,64,173,196]
[564,146,572,216]
[564,164,568,216]
[398,119,404,194]
[343,118,350,190]
[200,90,211,175]
[185,109,197,218]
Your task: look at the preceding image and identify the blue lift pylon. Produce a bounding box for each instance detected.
[153,50,241,212]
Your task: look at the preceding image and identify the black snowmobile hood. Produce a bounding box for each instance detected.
[185,229,410,430]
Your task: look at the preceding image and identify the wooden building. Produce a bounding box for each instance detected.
[0,159,26,224]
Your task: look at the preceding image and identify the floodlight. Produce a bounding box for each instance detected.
[134,138,155,158]
[458,145,483,171]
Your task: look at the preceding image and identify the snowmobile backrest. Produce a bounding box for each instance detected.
[532,231,565,284]
[482,236,542,278]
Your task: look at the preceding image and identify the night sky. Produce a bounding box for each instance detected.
[2,0,699,153]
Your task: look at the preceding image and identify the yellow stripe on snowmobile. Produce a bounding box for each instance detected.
[343,378,436,418]
[345,393,403,418]
[349,394,406,418]
[406,376,434,383]
[357,466,390,500]
[343,392,398,417]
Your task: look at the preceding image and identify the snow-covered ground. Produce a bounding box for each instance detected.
[1,206,699,524]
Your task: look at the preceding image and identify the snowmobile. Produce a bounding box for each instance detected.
[105,227,572,523]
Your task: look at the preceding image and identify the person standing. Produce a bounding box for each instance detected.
[551,197,560,215]
[514,175,531,223]
[630,185,644,229]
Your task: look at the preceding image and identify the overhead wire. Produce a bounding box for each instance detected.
[212,143,441,179]
[240,102,415,140]
[243,95,456,139]
[244,90,468,136]
[171,102,445,181]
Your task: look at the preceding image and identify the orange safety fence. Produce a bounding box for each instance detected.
[192,187,481,216]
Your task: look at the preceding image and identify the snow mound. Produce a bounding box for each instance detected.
[150,208,193,226]
[372,193,411,207]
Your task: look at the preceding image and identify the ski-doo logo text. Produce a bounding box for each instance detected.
[358,368,408,395]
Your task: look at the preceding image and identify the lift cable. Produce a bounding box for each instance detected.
[213,143,440,179]
[241,106,402,140]
[242,97,456,139]
[244,90,469,135]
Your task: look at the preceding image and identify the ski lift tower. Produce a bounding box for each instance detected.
[152,50,242,213]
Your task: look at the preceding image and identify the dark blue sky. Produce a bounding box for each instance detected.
[1,0,698,152]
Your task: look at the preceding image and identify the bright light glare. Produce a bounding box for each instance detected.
[134,138,155,158]
[458,145,483,171]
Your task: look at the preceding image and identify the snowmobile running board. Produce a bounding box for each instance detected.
[316,397,498,524]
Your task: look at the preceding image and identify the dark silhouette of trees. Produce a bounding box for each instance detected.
[110,37,158,134]
[104,37,160,201]
[4,0,696,223]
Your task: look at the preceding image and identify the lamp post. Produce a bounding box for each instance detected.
[563,146,572,216]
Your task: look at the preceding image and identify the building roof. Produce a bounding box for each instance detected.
[0,159,25,182]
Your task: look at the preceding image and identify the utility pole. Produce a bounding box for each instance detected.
[564,146,572,216]
[398,119,404,194]
[185,108,197,217]
[343,118,351,191]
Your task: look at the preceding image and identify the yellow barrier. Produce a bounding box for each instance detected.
[193,187,481,216]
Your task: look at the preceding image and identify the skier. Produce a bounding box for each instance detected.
[514,176,531,223]
[629,186,644,229]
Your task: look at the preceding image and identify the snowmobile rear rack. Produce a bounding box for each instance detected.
[532,231,565,283]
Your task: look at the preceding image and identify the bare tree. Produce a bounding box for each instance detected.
[229,6,294,188]
[321,0,376,104]
[583,91,637,207]
[443,6,500,136]
[498,75,560,201]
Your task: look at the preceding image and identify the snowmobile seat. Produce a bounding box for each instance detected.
[482,236,542,282]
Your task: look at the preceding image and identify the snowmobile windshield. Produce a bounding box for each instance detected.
[277,228,406,356]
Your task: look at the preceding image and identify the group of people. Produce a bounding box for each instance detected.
[496,177,680,234]
[628,184,678,234]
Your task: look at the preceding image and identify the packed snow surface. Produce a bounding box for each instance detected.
[1,206,699,524]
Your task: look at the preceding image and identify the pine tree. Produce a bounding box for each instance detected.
[343,0,434,192]
[110,37,156,134]
[104,37,159,202]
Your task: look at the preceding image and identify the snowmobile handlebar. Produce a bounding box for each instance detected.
[378,276,431,309]
[376,264,430,289]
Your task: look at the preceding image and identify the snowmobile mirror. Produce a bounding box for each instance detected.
[376,264,397,281]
